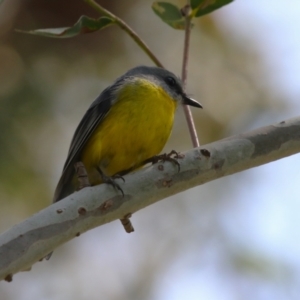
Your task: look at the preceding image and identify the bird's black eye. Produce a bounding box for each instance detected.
[165,76,176,87]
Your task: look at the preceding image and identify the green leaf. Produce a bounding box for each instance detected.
[191,0,233,18]
[152,2,186,30]
[16,15,115,38]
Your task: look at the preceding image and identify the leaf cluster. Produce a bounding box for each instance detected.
[14,0,233,38]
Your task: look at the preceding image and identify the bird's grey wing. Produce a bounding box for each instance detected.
[53,86,115,203]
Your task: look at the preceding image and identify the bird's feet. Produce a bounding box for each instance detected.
[97,167,125,196]
[144,150,183,172]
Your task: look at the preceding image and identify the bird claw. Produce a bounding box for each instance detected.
[145,150,183,172]
[112,174,125,183]
[97,167,125,196]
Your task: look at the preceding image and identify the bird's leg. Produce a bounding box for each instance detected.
[75,161,91,190]
[110,173,125,183]
[96,167,125,197]
[143,150,183,172]
[96,167,135,233]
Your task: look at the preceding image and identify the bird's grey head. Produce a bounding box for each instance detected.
[119,66,202,108]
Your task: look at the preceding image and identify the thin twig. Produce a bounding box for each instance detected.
[181,2,200,147]
[84,0,163,68]
[120,213,134,233]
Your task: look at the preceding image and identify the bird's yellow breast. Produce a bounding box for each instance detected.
[81,78,178,185]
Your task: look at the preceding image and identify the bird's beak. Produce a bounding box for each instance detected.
[182,95,203,108]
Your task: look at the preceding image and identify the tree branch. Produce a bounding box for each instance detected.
[1,116,300,281]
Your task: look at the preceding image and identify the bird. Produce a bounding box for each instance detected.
[53,66,202,203]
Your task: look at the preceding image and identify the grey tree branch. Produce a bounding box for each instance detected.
[1,117,300,281]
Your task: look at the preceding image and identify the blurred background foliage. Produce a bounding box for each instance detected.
[0,0,298,300]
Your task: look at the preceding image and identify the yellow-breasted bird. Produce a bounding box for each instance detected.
[53,66,202,203]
